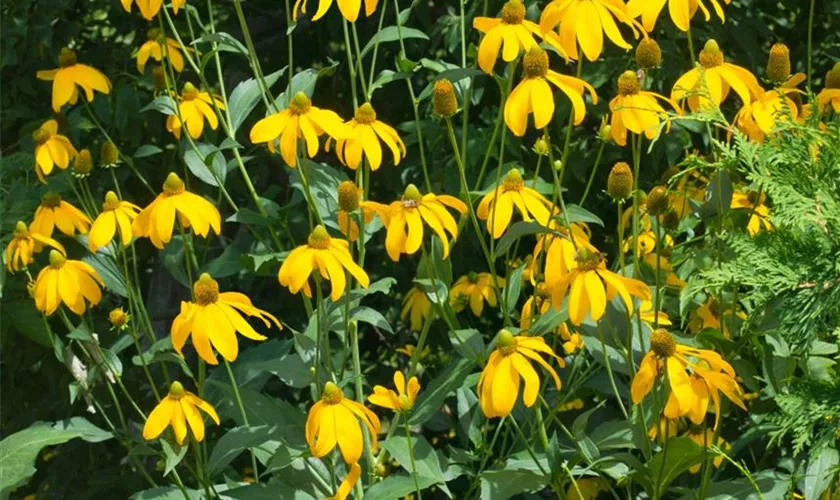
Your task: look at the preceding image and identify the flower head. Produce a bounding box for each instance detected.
[166,82,225,139]
[293,0,377,22]
[548,247,651,325]
[532,221,596,280]
[477,330,564,418]
[330,102,406,171]
[401,285,433,331]
[365,184,467,261]
[37,48,112,112]
[143,381,220,445]
[250,91,349,167]
[731,190,772,236]
[100,140,121,168]
[336,181,375,241]
[89,191,142,251]
[520,282,551,329]
[121,0,186,19]
[368,371,420,412]
[171,273,282,365]
[539,0,642,62]
[72,149,93,178]
[607,161,634,200]
[504,45,597,136]
[473,0,566,74]
[109,307,130,330]
[4,221,65,273]
[31,119,78,182]
[477,168,553,238]
[136,27,186,74]
[631,329,746,429]
[610,70,680,146]
[132,172,222,249]
[450,272,505,316]
[635,37,662,69]
[627,0,730,32]
[671,40,763,112]
[278,225,370,301]
[432,79,459,117]
[31,191,91,238]
[766,43,791,84]
[33,250,104,316]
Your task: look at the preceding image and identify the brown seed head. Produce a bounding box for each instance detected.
[501,0,525,24]
[100,140,120,166]
[646,185,670,216]
[308,225,331,249]
[636,38,662,70]
[193,273,220,306]
[650,329,677,358]
[58,48,77,67]
[523,45,548,78]
[432,79,458,117]
[699,40,724,68]
[337,181,360,212]
[73,149,93,176]
[607,162,633,200]
[617,70,641,96]
[766,43,791,84]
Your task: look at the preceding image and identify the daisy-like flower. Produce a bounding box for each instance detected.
[132,172,222,249]
[250,91,348,167]
[401,285,433,331]
[450,272,505,316]
[329,103,406,171]
[166,83,225,140]
[539,0,642,62]
[477,169,552,239]
[31,119,78,182]
[142,381,219,445]
[365,184,467,262]
[31,191,91,238]
[307,382,381,500]
[88,191,142,252]
[504,45,597,136]
[632,329,746,429]
[4,221,65,273]
[171,273,282,365]
[277,225,370,301]
[610,70,679,146]
[473,0,566,74]
[37,48,112,113]
[549,247,651,326]
[817,63,840,113]
[622,229,673,256]
[136,28,186,74]
[32,250,104,316]
[122,0,185,19]
[627,0,730,32]
[671,40,763,112]
[734,89,799,143]
[730,190,772,236]
[293,0,377,23]
[477,329,564,418]
[559,323,584,354]
[368,371,421,412]
[685,429,730,473]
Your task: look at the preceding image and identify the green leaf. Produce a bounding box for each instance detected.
[0,299,50,347]
[228,208,276,227]
[140,95,177,115]
[640,436,704,496]
[223,481,319,500]
[382,434,445,481]
[130,487,202,499]
[160,440,188,477]
[364,474,441,500]
[192,32,248,56]
[479,468,547,500]
[410,358,474,425]
[274,64,340,109]
[51,418,112,443]
[562,204,604,226]
[288,160,349,222]
[503,265,524,316]
[496,221,564,256]
[184,142,227,187]
[83,253,128,297]
[360,26,429,59]
[449,329,484,362]
[208,425,285,477]
[228,68,286,132]
[805,445,839,500]
[417,67,485,101]
[685,470,790,500]
[134,145,164,159]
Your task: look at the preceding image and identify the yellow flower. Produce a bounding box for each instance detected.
[639,298,672,326]
[631,329,746,429]
[171,273,282,365]
[504,45,597,136]
[365,184,467,262]
[330,103,406,171]
[136,28,186,74]
[396,344,431,359]
[473,0,566,74]
[278,225,370,301]
[450,272,505,316]
[368,371,420,412]
[109,307,130,329]
[539,0,642,62]
[734,88,800,143]
[37,48,112,113]
[88,191,141,252]
[627,0,730,32]
[622,229,673,256]
[250,91,348,167]
[559,323,584,354]
[293,0,377,23]
[401,286,433,331]
[610,70,679,146]
[671,40,763,112]
[520,282,551,329]
[132,172,222,249]
[33,250,103,316]
[477,330,564,418]
[166,83,225,140]
[31,191,91,238]
[688,297,745,338]
[685,429,729,473]
[816,63,840,113]
[558,398,584,412]
[532,221,595,279]
[477,169,552,239]
[307,382,380,499]
[31,119,78,181]
[567,476,610,500]
[730,190,772,236]
[549,247,650,325]
[121,0,186,19]
[142,381,219,444]
[4,221,65,273]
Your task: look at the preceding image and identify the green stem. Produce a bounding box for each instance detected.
[508,417,548,476]
[366,0,390,92]
[807,0,816,89]
[350,321,376,486]
[579,140,606,206]
[342,19,360,108]
[404,417,424,499]
[224,359,260,483]
[686,25,696,64]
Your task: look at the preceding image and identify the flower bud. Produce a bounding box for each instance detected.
[432,79,458,118]
[646,185,670,216]
[635,38,662,70]
[533,138,549,156]
[766,43,791,84]
[109,307,129,329]
[598,121,612,142]
[661,209,680,230]
[699,39,723,68]
[607,162,633,200]
[100,140,120,167]
[337,181,360,212]
[552,159,563,171]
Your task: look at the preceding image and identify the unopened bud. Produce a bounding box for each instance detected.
[73,149,93,177]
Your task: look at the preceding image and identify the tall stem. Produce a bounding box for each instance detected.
[807,0,816,89]
[223,359,260,482]
[404,418,424,499]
